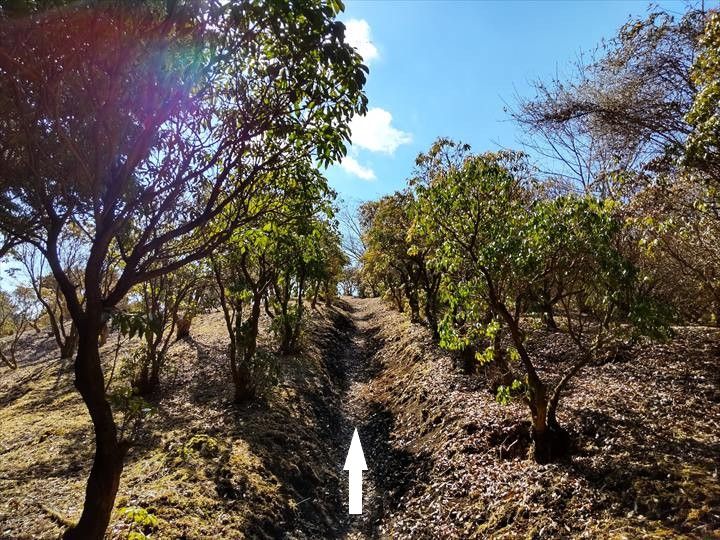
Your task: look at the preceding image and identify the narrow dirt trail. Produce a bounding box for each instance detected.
[334,298,405,539]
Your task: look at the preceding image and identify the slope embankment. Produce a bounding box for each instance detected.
[0,302,360,539]
[1,297,719,539]
[327,298,720,539]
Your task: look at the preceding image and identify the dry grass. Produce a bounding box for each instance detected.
[0,305,353,539]
[1,298,719,539]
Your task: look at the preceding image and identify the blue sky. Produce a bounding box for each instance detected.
[326,0,693,205]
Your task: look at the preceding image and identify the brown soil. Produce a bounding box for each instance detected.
[1,297,719,539]
[341,299,720,539]
[0,304,355,539]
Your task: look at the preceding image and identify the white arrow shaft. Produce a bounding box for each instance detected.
[348,469,363,514]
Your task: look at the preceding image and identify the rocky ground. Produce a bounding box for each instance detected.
[1,297,719,539]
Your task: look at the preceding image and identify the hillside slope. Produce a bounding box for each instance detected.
[1,303,358,539]
[1,297,719,539]
[339,299,720,539]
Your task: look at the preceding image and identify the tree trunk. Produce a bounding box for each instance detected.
[231,292,264,402]
[176,312,193,340]
[528,387,569,464]
[389,286,404,312]
[492,333,513,387]
[134,362,151,396]
[531,418,569,464]
[292,270,306,352]
[278,278,294,355]
[60,322,79,360]
[244,294,262,363]
[529,386,550,463]
[64,325,127,539]
[542,304,558,332]
[98,322,109,346]
[233,364,255,403]
[424,295,439,339]
[488,297,569,463]
[231,313,256,403]
[133,343,161,396]
[311,282,320,309]
[0,348,17,369]
[263,295,274,320]
[406,286,420,323]
[532,353,593,462]
[149,352,161,391]
[231,342,254,402]
[459,345,476,374]
[45,305,64,354]
[280,318,292,354]
[324,280,332,307]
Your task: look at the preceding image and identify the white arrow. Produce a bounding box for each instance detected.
[343,428,367,515]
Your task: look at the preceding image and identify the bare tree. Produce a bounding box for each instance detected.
[0,287,31,369]
[513,9,705,197]
[338,199,367,265]
[13,243,82,359]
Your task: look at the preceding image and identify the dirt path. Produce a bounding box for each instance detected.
[334,298,406,539]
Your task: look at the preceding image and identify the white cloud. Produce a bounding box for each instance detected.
[341,156,376,181]
[349,108,412,155]
[344,19,378,64]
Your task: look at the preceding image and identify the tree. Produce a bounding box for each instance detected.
[0,1,367,537]
[0,287,31,369]
[524,196,671,460]
[362,192,423,321]
[174,269,212,341]
[359,190,442,333]
[415,149,532,382]
[212,241,274,402]
[513,4,715,329]
[266,189,340,355]
[211,202,283,403]
[514,9,704,196]
[125,265,199,395]
[414,148,669,462]
[338,199,367,267]
[650,9,720,324]
[628,174,720,324]
[307,220,348,308]
[685,10,720,179]
[211,161,342,400]
[339,265,361,297]
[13,241,84,359]
[409,139,471,337]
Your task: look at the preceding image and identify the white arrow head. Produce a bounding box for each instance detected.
[343,428,367,471]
